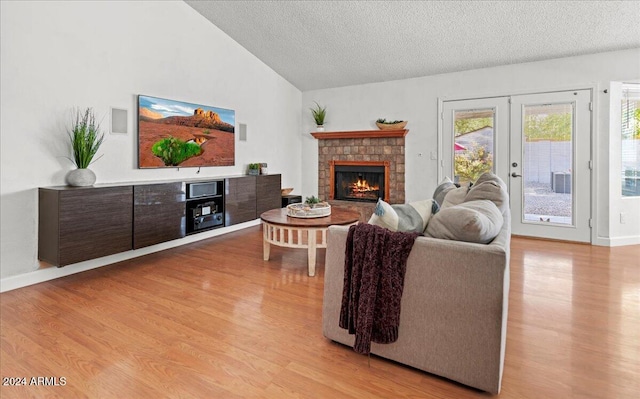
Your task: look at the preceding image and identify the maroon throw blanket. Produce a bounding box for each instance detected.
[339,223,419,355]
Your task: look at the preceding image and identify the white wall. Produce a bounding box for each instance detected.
[0,0,302,283]
[301,49,640,245]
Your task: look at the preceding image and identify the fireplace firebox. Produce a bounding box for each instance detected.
[329,161,390,203]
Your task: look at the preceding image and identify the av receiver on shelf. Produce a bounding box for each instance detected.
[189,201,223,231]
[185,180,225,234]
[191,201,217,218]
[192,212,223,231]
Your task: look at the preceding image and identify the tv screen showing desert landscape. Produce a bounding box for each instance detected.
[138,95,235,168]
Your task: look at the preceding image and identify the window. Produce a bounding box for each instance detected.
[621,83,640,197]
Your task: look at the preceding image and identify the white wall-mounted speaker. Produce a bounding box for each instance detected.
[239,123,247,141]
[111,107,128,134]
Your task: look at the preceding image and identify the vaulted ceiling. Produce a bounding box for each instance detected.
[185,1,640,91]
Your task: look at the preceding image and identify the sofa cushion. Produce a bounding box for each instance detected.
[433,177,456,206]
[465,173,508,214]
[475,171,508,191]
[441,184,470,208]
[369,198,437,233]
[425,199,503,244]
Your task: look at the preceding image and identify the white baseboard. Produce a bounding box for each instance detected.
[606,235,640,247]
[593,235,640,247]
[0,220,261,293]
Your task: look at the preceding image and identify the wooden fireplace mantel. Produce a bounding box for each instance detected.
[311,129,408,140]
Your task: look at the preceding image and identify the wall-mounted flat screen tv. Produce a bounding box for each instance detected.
[138,94,235,168]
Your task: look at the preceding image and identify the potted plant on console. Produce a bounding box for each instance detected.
[310,102,327,132]
[66,107,105,187]
[248,163,260,176]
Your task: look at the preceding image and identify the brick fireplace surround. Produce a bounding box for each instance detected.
[312,129,407,220]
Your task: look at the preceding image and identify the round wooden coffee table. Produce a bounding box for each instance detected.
[260,207,360,276]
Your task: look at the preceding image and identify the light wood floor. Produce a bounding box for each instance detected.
[1,227,639,398]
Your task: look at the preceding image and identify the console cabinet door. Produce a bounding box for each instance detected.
[133,183,186,249]
[39,186,133,266]
[225,176,256,226]
[256,174,282,216]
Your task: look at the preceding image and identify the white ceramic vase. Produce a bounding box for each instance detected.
[316,125,325,132]
[66,168,96,187]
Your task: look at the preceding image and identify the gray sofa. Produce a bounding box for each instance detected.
[321,209,510,394]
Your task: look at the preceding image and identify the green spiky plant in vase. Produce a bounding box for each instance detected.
[310,102,327,131]
[66,107,105,186]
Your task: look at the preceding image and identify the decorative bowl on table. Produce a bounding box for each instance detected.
[286,202,331,218]
[281,187,294,196]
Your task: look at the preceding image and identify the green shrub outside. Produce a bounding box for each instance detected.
[455,144,493,184]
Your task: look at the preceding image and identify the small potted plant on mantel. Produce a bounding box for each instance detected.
[310,102,327,131]
[66,107,105,187]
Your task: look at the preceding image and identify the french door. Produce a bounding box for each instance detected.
[441,90,592,242]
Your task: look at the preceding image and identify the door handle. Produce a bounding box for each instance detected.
[511,172,522,178]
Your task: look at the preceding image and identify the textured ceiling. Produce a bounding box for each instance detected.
[185,1,640,91]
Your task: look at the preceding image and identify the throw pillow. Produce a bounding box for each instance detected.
[433,177,456,206]
[425,199,503,244]
[441,184,470,209]
[475,171,508,192]
[368,199,398,231]
[369,198,438,233]
[466,173,508,214]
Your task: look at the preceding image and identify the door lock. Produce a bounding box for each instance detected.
[512,162,518,167]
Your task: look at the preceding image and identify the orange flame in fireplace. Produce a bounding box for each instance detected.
[350,178,379,194]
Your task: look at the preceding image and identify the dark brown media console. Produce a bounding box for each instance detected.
[134,182,186,249]
[256,174,282,215]
[39,186,134,266]
[225,175,257,226]
[38,174,281,267]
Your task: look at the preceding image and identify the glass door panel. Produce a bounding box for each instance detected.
[453,109,495,186]
[523,103,574,225]
[441,97,510,187]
